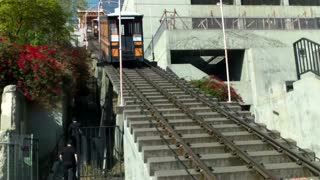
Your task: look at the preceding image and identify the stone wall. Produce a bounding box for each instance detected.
[0,85,66,158]
[0,85,26,134]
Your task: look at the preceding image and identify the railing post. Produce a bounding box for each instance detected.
[293,42,300,80]
[152,35,155,61]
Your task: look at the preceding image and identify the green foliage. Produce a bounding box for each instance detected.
[190,76,243,102]
[0,0,87,45]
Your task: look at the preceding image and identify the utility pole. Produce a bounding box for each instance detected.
[85,11,88,50]
[118,0,124,106]
[219,0,232,102]
[98,0,102,59]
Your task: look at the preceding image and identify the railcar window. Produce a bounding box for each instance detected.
[121,24,125,35]
[128,23,133,34]
[134,22,141,34]
[110,22,117,35]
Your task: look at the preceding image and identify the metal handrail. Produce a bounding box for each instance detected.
[293,38,320,79]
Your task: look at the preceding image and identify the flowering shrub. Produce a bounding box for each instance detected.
[190,75,242,102]
[0,37,89,104]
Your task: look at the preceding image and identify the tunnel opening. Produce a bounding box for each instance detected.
[289,0,320,6]
[241,0,280,5]
[191,0,234,5]
[171,49,245,81]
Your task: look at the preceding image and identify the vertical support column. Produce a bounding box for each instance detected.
[281,0,290,5]
[281,0,291,29]
[234,0,242,5]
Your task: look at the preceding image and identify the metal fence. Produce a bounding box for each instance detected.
[144,15,320,60]
[165,16,320,30]
[78,126,123,180]
[0,133,39,180]
[293,38,320,79]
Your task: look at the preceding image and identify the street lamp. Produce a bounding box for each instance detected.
[218,0,232,102]
[98,0,102,59]
[118,0,124,107]
[103,0,124,107]
[84,11,88,50]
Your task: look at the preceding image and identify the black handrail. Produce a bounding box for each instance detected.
[293,38,320,79]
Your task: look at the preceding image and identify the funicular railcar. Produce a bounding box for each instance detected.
[100,11,144,63]
[92,18,99,38]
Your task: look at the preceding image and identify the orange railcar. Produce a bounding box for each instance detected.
[100,11,144,63]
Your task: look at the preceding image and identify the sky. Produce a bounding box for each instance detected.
[86,0,121,13]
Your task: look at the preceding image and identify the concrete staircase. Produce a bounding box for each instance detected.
[118,68,318,180]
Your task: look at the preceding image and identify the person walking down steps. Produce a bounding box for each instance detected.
[59,141,78,180]
[68,118,81,150]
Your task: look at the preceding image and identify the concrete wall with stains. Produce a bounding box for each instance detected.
[166,30,320,107]
[255,72,320,156]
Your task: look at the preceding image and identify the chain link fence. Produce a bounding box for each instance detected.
[0,132,39,180]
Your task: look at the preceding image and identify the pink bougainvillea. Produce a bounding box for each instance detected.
[0,37,89,104]
[191,75,243,102]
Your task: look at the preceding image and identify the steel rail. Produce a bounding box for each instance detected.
[118,67,217,180]
[149,65,320,177]
[136,68,276,180]
[111,66,197,179]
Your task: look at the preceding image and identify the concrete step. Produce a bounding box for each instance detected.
[126,112,217,121]
[126,111,251,122]
[130,84,178,90]
[125,98,198,105]
[137,131,274,151]
[154,162,313,180]
[132,82,175,86]
[132,125,246,139]
[123,91,186,96]
[128,118,237,129]
[131,123,274,141]
[124,106,242,116]
[124,94,193,101]
[147,150,300,176]
[141,139,287,163]
[124,102,241,111]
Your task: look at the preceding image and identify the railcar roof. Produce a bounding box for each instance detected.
[108,11,143,17]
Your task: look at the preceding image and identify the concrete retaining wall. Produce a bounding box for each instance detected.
[255,72,320,156]
[123,116,154,180]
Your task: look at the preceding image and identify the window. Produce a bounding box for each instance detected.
[121,24,125,35]
[134,22,141,34]
[110,21,117,35]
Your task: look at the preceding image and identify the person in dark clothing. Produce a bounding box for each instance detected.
[60,141,78,180]
[68,118,81,149]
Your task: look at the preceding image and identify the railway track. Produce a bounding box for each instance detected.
[105,62,320,180]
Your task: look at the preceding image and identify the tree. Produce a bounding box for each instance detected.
[0,0,87,45]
